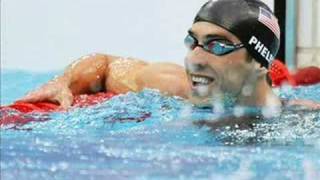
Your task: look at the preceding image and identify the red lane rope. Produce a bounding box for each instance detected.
[269,59,296,87]
[269,59,320,87]
[292,66,320,86]
[0,92,117,126]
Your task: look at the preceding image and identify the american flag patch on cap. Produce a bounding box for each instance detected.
[258,7,280,39]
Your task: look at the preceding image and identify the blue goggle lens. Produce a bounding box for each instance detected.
[207,41,235,55]
[184,35,197,50]
[184,35,244,56]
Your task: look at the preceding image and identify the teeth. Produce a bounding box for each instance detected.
[191,75,211,85]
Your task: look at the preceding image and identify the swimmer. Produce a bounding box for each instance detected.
[19,0,320,127]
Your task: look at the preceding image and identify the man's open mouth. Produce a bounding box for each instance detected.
[191,74,215,86]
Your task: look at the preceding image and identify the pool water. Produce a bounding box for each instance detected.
[1,70,320,180]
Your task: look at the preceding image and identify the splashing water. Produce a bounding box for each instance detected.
[1,70,320,180]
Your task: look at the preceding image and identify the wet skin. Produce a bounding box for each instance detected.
[19,22,279,108]
[186,22,258,106]
[185,22,280,108]
[19,22,318,114]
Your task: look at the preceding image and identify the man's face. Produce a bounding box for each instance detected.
[185,22,255,107]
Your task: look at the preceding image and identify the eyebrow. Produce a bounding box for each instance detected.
[188,30,231,43]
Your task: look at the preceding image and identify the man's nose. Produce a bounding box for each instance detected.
[185,47,211,72]
[186,47,210,66]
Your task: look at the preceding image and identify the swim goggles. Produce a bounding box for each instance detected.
[184,34,244,56]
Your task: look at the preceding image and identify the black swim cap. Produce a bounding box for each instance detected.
[194,0,280,68]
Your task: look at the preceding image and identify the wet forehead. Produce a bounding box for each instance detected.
[189,22,241,43]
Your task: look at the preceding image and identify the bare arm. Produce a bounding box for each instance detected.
[65,53,114,94]
[19,53,116,108]
[18,53,190,108]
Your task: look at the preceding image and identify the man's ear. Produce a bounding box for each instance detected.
[247,54,267,73]
[252,60,268,78]
[252,62,272,86]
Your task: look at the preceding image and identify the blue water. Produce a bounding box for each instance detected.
[1,70,320,180]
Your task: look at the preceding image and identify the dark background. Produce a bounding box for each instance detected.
[274,0,286,63]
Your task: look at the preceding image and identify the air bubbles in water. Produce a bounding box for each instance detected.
[262,93,281,118]
[233,106,245,117]
[179,105,193,120]
[241,85,253,96]
[197,85,210,97]
[212,100,225,115]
